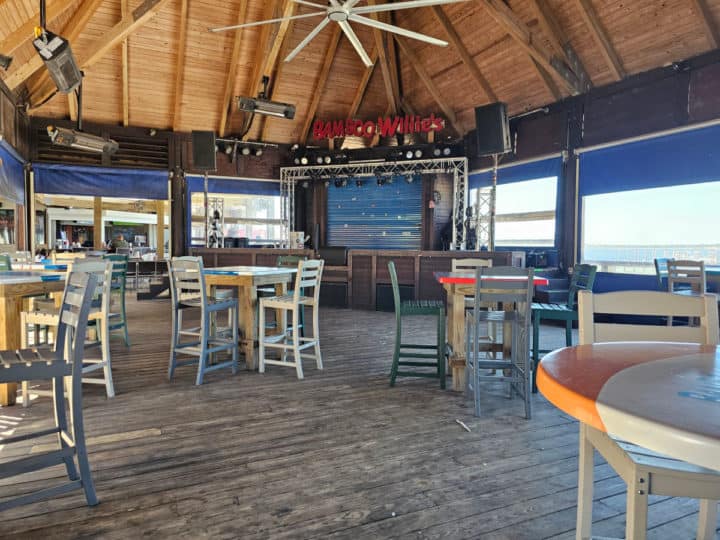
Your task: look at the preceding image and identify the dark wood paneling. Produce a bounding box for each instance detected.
[688,62,720,123]
[349,253,373,310]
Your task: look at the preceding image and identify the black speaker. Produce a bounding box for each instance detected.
[191,130,217,171]
[474,102,511,157]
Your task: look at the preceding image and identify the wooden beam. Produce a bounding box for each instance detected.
[528,0,568,61]
[384,14,402,111]
[394,36,463,136]
[430,5,497,102]
[262,0,297,81]
[156,200,165,259]
[121,0,130,127]
[532,59,562,101]
[574,0,625,80]
[300,25,342,145]
[0,0,69,54]
[68,92,78,122]
[348,49,378,118]
[5,0,105,91]
[481,0,581,95]
[171,0,189,130]
[93,197,103,248]
[689,0,719,48]
[367,0,398,114]
[29,0,172,108]
[218,1,250,137]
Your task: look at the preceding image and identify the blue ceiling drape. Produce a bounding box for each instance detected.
[469,156,563,189]
[0,141,26,204]
[34,163,169,199]
[185,175,280,196]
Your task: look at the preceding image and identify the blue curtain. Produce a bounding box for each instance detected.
[186,175,280,196]
[469,156,563,188]
[579,123,720,196]
[34,163,169,199]
[0,141,26,204]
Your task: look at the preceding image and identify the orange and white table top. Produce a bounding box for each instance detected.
[537,342,720,472]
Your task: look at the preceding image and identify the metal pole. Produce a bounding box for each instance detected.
[489,154,498,251]
[203,171,209,248]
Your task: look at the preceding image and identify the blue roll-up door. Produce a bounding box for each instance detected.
[327,177,422,249]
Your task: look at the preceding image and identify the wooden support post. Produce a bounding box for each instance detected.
[93,197,103,249]
[156,200,165,259]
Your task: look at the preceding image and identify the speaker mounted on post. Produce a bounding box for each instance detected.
[474,102,511,157]
[191,130,217,171]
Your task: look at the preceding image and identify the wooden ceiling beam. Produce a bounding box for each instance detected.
[367,0,398,115]
[28,0,172,109]
[121,0,130,127]
[348,49,379,119]
[481,0,582,95]
[574,0,625,80]
[689,0,719,48]
[0,0,69,55]
[532,59,562,101]
[300,25,343,145]
[430,5,497,103]
[171,0,189,130]
[394,36,463,136]
[5,0,105,91]
[218,1,250,138]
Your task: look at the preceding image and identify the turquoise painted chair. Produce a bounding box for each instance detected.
[531,263,597,393]
[0,253,12,271]
[388,261,446,389]
[103,253,130,346]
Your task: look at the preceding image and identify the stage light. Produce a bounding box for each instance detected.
[254,148,263,157]
[300,156,309,165]
[241,146,251,156]
[443,146,452,156]
[294,157,300,165]
[334,178,343,188]
[405,173,414,183]
[433,147,442,157]
[414,149,423,159]
[316,156,324,164]
[356,179,363,188]
[301,181,309,188]
[324,180,330,188]
[224,144,233,155]
[323,155,332,164]
[405,150,413,159]
[376,176,385,186]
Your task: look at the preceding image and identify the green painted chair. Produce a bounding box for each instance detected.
[388,261,446,389]
[0,253,12,271]
[103,253,130,346]
[531,263,597,393]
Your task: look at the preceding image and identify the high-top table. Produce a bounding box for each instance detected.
[203,266,297,370]
[434,272,549,390]
[0,271,65,405]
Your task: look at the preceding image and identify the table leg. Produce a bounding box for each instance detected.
[576,423,594,540]
[449,289,467,392]
[236,285,257,370]
[0,296,22,405]
[274,282,288,336]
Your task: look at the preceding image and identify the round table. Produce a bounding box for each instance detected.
[537,341,720,472]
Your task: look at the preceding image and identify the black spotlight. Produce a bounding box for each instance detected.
[254,148,263,157]
[414,149,423,159]
[355,179,363,188]
[433,147,442,157]
[324,180,330,188]
[334,178,343,188]
[376,176,385,186]
[300,156,309,165]
[405,173,414,183]
[442,146,452,156]
[405,150,414,159]
[241,147,251,156]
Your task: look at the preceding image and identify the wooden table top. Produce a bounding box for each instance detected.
[434,272,549,286]
[537,342,720,472]
[0,271,64,284]
[204,266,297,277]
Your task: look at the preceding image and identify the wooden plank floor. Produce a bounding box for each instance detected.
[0,297,715,539]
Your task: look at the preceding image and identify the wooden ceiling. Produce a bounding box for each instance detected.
[1,0,719,146]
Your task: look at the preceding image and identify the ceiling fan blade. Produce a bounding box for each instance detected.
[338,21,374,67]
[285,18,331,62]
[352,0,469,15]
[349,14,448,46]
[209,11,325,33]
[343,0,364,7]
[292,0,329,9]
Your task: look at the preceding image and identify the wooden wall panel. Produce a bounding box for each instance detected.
[349,253,373,310]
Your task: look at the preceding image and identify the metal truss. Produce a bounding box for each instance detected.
[474,186,495,251]
[280,157,468,249]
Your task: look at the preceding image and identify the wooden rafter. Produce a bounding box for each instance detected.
[430,5,497,102]
[689,0,719,48]
[574,0,625,80]
[532,59,562,101]
[481,0,582,95]
[300,25,342,145]
[218,1,250,137]
[171,0,189,130]
[29,0,172,108]
[348,49,379,119]
[385,14,402,111]
[121,0,130,127]
[394,36,462,136]
[367,0,398,115]
[5,0,105,91]
[0,0,69,54]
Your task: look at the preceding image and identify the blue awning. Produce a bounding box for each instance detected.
[34,163,169,199]
[469,156,563,188]
[186,175,280,196]
[0,141,26,204]
[578,123,720,196]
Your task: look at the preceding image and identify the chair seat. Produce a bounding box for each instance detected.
[469,309,527,323]
[532,302,577,318]
[179,297,238,312]
[0,347,69,380]
[400,299,444,315]
[261,294,314,309]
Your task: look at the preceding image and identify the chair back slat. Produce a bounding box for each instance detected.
[667,259,706,294]
[0,253,11,271]
[55,271,98,368]
[451,258,493,272]
[169,257,207,305]
[654,258,672,290]
[388,261,401,320]
[293,259,323,303]
[473,266,535,310]
[578,290,719,346]
[69,260,113,314]
[566,263,597,307]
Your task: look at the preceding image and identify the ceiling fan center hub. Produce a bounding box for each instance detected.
[328,7,349,22]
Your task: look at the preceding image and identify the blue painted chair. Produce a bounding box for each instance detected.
[168,257,239,385]
[103,253,131,346]
[531,263,597,393]
[0,271,99,510]
[388,261,446,389]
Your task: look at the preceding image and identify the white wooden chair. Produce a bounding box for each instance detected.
[259,259,324,380]
[667,259,707,294]
[576,289,719,540]
[20,260,116,406]
[52,251,87,263]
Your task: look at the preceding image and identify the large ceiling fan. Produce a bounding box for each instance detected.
[210,0,470,67]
